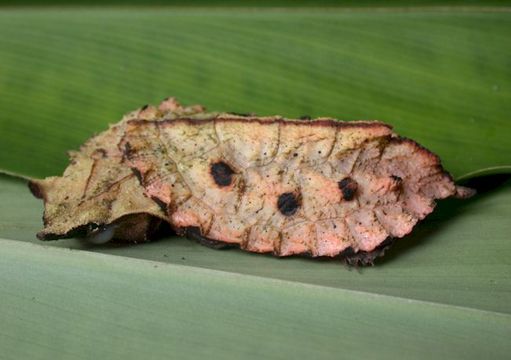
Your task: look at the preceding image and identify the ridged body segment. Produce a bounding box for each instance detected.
[30,98,470,262]
[120,115,456,257]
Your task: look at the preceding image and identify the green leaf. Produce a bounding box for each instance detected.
[2,236,510,360]
[2,0,511,7]
[0,8,510,179]
[2,6,511,359]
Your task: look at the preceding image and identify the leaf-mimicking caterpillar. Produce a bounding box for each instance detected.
[29,98,474,265]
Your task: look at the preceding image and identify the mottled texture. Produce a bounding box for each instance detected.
[29,98,207,241]
[31,98,472,263]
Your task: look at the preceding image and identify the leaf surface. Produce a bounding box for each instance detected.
[2,237,511,360]
[1,6,511,359]
[0,8,510,178]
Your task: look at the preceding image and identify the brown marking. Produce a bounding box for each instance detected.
[151,196,168,213]
[277,192,301,216]
[391,175,403,184]
[123,142,135,160]
[338,177,358,201]
[92,148,108,159]
[131,167,143,184]
[390,175,403,191]
[210,161,235,187]
[127,117,393,132]
[81,159,98,199]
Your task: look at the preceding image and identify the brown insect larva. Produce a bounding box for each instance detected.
[29,98,474,265]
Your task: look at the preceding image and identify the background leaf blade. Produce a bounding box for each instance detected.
[0,8,510,178]
[1,6,511,358]
[2,238,511,360]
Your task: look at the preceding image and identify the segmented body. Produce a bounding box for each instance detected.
[30,98,471,263]
[121,116,456,257]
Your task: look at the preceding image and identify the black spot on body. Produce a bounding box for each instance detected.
[338,177,358,201]
[211,161,235,187]
[277,192,300,216]
[299,115,312,120]
[391,175,403,185]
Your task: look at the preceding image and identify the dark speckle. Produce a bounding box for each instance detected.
[141,104,149,111]
[228,112,254,117]
[299,115,312,120]
[338,177,358,201]
[123,142,135,159]
[391,175,403,185]
[210,161,235,187]
[94,148,107,159]
[277,192,301,216]
[151,196,168,212]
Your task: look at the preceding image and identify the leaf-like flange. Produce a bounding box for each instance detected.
[29,98,209,242]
